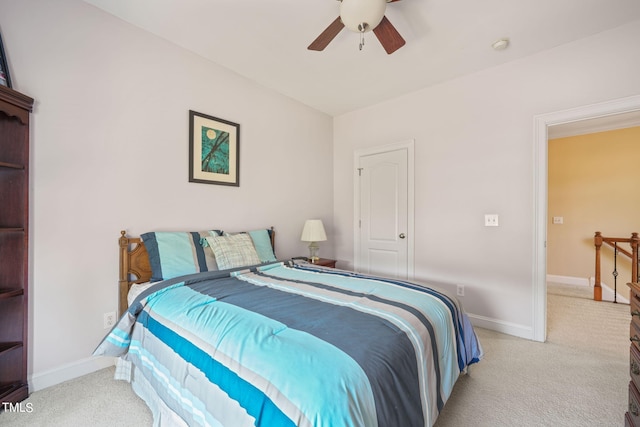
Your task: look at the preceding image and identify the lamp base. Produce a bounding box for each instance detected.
[308,242,319,262]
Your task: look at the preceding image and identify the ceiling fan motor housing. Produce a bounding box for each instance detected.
[340,0,387,33]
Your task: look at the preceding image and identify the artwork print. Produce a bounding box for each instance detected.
[201,126,230,174]
[189,110,239,186]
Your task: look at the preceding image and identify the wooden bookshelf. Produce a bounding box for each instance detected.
[0,85,33,406]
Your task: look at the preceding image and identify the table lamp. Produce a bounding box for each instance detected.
[300,219,327,262]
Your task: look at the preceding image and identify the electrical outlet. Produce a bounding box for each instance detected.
[484,214,499,227]
[103,311,117,329]
[457,284,465,297]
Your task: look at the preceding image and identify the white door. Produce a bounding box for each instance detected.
[355,142,413,279]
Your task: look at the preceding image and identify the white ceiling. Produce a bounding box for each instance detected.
[83,0,640,117]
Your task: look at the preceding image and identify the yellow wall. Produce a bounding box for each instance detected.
[548,126,640,296]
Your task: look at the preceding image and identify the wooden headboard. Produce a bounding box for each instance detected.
[118,231,152,315]
[118,228,275,315]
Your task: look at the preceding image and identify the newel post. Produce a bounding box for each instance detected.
[632,232,639,283]
[594,231,603,301]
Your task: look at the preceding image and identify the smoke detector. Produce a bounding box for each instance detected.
[492,38,510,51]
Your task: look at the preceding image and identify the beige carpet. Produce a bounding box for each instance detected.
[0,283,631,426]
[435,282,630,427]
[0,366,153,426]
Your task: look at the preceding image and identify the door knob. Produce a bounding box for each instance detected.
[399,233,406,239]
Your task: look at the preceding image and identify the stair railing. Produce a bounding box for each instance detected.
[594,231,639,302]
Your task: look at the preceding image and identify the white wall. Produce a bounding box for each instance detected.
[0,0,333,389]
[334,20,640,338]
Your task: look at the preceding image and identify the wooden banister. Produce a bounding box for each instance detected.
[594,231,603,301]
[594,231,639,302]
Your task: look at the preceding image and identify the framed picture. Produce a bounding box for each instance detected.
[0,32,11,88]
[189,110,240,186]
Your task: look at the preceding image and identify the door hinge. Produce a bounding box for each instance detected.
[357,167,363,176]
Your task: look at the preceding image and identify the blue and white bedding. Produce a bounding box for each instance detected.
[94,261,482,427]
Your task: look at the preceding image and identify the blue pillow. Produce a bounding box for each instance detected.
[141,230,221,282]
[248,229,277,262]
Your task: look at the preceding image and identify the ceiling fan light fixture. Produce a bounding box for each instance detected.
[308,0,405,54]
[340,0,387,33]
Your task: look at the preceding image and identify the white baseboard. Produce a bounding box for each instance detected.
[29,356,116,392]
[467,313,535,341]
[546,274,590,287]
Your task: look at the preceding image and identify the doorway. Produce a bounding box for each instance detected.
[533,94,640,342]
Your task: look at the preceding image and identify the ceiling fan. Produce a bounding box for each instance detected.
[308,0,406,54]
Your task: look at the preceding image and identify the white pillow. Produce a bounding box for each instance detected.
[127,282,155,306]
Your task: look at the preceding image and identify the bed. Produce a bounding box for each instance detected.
[94,227,483,427]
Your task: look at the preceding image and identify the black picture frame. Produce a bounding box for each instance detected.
[0,32,12,88]
[189,110,240,186]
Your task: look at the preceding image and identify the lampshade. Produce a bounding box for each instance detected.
[300,219,327,242]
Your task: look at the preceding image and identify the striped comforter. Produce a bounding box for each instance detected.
[94,262,482,427]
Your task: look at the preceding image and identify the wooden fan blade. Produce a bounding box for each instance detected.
[308,17,344,51]
[373,16,406,54]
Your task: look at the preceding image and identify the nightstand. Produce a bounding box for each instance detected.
[309,258,337,268]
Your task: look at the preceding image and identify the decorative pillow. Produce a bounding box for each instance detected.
[247,229,277,262]
[205,234,262,270]
[141,230,221,282]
